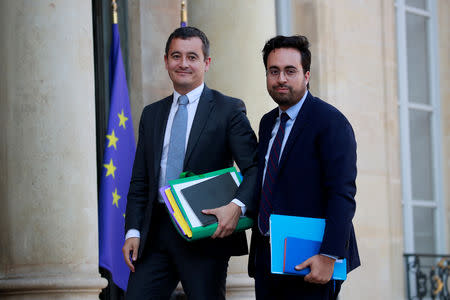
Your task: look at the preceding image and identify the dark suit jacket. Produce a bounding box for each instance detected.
[126,85,258,258]
[248,92,360,276]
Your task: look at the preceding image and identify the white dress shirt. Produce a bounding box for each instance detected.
[126,83,245,240]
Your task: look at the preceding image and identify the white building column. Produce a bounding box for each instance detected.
[188,0,277,131]
[188,1,276,299]
[0,1,107,299]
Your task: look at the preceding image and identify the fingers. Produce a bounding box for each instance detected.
[122,246,134,272]
[122,238,140,272]
[211,220,235,239]
[303,255,334,284]
[203,203,241,239]
[211,226,221,239]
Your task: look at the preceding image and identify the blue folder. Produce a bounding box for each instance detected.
[270,214,347,280]
[283,237,347,280]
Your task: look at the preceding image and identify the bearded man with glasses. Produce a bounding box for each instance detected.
[248,35,360,300]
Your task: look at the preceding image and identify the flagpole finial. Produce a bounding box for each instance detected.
[180,1,187,27]
[112,0,118,24]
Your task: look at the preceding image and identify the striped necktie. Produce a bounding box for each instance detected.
[258,112,290,234]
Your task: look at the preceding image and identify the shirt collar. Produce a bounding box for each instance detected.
[173,83,205,105]
[278,90,309,121]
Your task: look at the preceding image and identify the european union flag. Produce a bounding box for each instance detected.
[99,21,135,291]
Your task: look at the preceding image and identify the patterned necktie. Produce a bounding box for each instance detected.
[259,112,290,234]
[164,95,189,186]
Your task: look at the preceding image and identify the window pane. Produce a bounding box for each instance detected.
[413,207,435,253]
[406,0,427,10]
[406,13,430,104]
[409,109,434,200]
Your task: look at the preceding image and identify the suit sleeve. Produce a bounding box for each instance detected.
[227,99,258,213]
[125,108,149,233]
[318,114,357,258]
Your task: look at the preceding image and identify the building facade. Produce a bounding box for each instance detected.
[0,1,449,299]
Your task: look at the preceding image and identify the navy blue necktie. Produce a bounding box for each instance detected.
[259,112,290,234]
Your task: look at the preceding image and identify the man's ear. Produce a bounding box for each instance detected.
[164,55,168,70]
[204,57,211,72]
[304,70,310,86]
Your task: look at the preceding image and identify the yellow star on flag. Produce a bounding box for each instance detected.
[103,158,117,179]
[118,109,128,129]
[106,130,119,150]
[123,213,126,218]
[112,188,121,208]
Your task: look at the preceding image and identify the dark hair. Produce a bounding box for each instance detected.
[165,26,210,59]
[262,35,311,74]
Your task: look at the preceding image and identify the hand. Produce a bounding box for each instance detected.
[122,237,140,272]
[202,202,241,239]
[295,254,335,284]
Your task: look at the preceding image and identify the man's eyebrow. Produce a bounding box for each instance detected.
[268,65,297,70]
[186,51,199,57]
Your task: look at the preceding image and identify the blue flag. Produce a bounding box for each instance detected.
[99,23,135,291]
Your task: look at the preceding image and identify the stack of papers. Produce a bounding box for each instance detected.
[159,167,253,241]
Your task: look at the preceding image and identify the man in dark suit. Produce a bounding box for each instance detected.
[248,35,360,299]
[122,27,257,300]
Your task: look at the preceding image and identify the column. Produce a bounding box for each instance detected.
[0,1,107,299]
[188,1,276,299]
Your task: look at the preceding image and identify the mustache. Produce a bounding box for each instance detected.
[273,84,291,89]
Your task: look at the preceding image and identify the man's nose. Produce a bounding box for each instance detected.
[180,57,188,68]
[278,71,288,82]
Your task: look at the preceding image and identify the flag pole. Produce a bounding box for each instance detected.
[180,1,187,27]
[112,0,118,25]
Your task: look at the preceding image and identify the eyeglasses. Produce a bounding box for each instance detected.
[266,68,300,79]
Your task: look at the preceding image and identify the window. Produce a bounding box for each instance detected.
[396,0,446,255]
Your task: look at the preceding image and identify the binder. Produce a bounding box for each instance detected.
[180,172,239,226]
[159,167,253,241]
[270,214,347,280]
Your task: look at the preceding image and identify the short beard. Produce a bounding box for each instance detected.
[268,85,298,108]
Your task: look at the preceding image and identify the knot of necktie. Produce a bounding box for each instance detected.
[178,95,189,106]
[280,112,289,124]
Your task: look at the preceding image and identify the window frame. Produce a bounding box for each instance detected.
[395,0,446,254]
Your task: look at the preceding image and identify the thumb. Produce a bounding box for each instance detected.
[295,258,312,271]
[202,208,215,215]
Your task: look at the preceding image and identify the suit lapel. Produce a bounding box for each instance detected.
[153,95,173,177]
[278,92,314,171]
[183,86,214,169]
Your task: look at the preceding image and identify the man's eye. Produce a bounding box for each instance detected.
[270,70,280,76]
[188,56,197,61]
[172,54,181,59]
[286,69,297,75]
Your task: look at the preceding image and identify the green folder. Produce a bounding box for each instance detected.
[167,167,253,241]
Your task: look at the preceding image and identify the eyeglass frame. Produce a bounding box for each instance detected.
[265,67,301,79]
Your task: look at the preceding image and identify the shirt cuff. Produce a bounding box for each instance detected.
[320,253,338,261]
[125,229,140,240]
[231,199,246,216]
